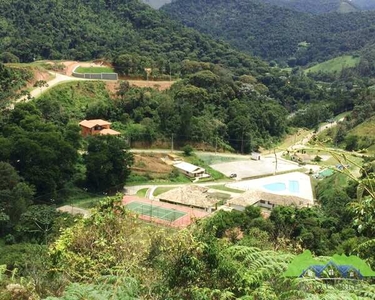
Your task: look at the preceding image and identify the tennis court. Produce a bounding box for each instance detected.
[123,196,210,227]
[126,201,186,222]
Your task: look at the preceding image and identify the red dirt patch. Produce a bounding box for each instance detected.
[132,154,173,177]
[105,80,174,94]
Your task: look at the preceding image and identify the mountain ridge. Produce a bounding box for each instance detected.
[162,0,375,65]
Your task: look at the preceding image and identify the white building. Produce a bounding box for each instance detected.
[173,162,207,178]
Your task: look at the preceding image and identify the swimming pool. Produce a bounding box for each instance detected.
[289,180,300,193]
[263,182,286,192]
[263,180,300,193]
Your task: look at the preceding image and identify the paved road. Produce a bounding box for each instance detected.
[9,72,86,109]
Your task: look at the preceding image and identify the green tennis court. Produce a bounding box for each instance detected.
[126,201,186,222]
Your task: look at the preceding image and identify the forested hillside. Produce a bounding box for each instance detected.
[0,0,270,77]
[142,0,171,9]
[162,0,375,66]
[262,0,359,14]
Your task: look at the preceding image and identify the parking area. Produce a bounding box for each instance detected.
[210,156,301,179]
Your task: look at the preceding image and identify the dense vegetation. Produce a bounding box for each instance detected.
[162,0,375,66]
[1,0,375,298]
[0,0,273,79]
[141,0,171,9]
[263,0,360,14]
[1,168,375,299]
[0,63,32,107]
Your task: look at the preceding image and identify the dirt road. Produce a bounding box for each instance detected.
[10,72,85,109]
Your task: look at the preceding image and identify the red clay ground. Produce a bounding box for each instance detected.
[123,196,209,228]
[61,61,175,90]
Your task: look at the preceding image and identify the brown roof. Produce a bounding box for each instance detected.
[229,189,309,208]
[157,185,218,209]
[100,128,121,135]
[79,119,111,128]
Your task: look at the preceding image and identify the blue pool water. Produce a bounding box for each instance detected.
[263,182,286,192]
[289,180,300,193]
[263,180,300,193]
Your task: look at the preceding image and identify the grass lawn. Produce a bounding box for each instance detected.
[136,188,149,197]
[154,187,175,197]
[305,55,360,74]
[75,66,115,74]
[196,153,245,165]
[276,128,311,151]
[208,184,245,193]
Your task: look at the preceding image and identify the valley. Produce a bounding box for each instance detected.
[0,0,375,299]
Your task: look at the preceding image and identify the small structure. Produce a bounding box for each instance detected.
[173,161,208,178]
[228,189,309,211]
[167,153,182,162]
[251,152,261,160]
[162,153,183,165]
[157,185,218,212]
[79,119,121,137]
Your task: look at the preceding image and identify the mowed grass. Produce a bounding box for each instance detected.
[136,188,149,197]
[306,55,360,74]
[197,153,245,165]
[75,66,115,74]
[154,187,175,197]
[208,184,244,194]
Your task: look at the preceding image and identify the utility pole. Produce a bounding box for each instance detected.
[274,148,278,175]
[171,133,174,152]
[241,130,244,154]
[169,61,172,82]
[215,136,218,154]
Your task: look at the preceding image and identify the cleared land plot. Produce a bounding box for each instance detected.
[210,156,300,179]
[123,196,209,227]
[305,55,360,74]
[126,201,186,222]
[75,66,115,73]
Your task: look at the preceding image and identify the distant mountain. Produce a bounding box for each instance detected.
[142,0,171,9]
[351,0,375,10]
[261,0,359,14]
[0,0,273,77]
[162,0,375,65]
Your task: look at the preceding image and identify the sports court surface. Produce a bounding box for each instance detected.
[123,196,209,227]
[126,201,186,222]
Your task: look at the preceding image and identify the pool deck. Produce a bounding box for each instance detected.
[226,172,314,205]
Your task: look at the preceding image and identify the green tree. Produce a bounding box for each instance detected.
[84,136,134,192]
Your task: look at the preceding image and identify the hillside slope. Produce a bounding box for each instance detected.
[162,0,375,65]
[0,0,270,77]
[262,0,359,14]
[142,0,171,9]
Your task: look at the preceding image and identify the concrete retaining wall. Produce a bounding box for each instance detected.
[72,72,118,80]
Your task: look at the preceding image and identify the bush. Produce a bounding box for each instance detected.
[182,145,194,156]
[313,155,322,162]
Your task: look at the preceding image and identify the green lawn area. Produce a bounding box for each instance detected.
[276,128,311,151]
[136,188,148,197]
[154,187,175,197]
[196,153,246,165]
[208,184,244,193]
[305,55,360,74]
[75,66,115,74]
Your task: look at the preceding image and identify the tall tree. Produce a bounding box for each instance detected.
[84,136,134,192]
